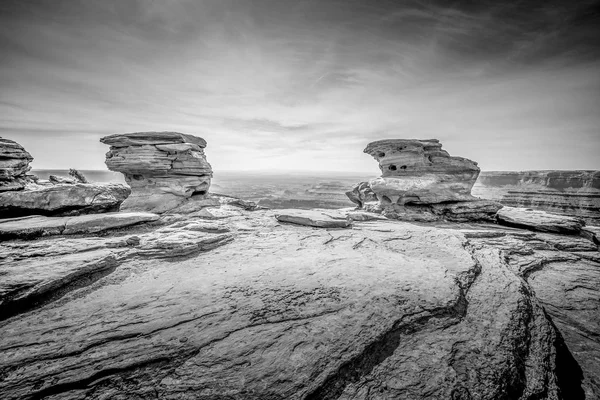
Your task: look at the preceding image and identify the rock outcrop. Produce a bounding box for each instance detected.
[473,170,600,225]
[364,139,480,204]
[0,182,130,218]
[0,137,33,192]
[497,206,585,234]
[462,225,600,397]
[0,138,130,218]
[348,139,502,222]
[0,207,570,399]
[100,132,213,213]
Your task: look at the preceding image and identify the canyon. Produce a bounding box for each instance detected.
[0,135,598,399]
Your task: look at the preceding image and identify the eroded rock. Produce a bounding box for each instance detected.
[0,213,564,399]
[0,212,159,239]
[364,139,480,204]
[275,209,351,228]
[100,132,213,213]
[497,206,585,234]
[0,137,33,192]
[0,182,130,218]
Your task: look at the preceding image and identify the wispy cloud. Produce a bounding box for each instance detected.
[0,0,599,171]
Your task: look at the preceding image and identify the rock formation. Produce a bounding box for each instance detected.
[0,138,130,218]
[473,170,600,224]
[364,139,480,204]
[1,206,580,400]
[497,206,585,234]
[0,137,33,192]
[0,182,130,218]
[348,139,502,222]
[101,131,212,213]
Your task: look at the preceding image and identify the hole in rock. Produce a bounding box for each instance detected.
[132,174,144,181]
[388,165,397,171]
[192,190,207,197]
[400,165,407,170]
[378,152,386,158]
[381,195,392,204]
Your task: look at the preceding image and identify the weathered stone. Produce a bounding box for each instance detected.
[0,137,33,192]
[0,212,159,239]
[0,213,563,399]
[100,132,213,213]
[0,182,130,218]
[497,206,585,234]
[581,226,600,245]
[364,139,480,204]
[345,181,378,208]
[275,209,351,228]
[465,228,600,397]
[350,139,500,223]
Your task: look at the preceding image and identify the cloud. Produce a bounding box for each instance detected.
[0,0,599,172]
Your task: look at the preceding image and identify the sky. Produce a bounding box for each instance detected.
[0,0,599,173]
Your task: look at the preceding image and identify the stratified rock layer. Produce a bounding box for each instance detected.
[364,139,480,204]
[100,132,212,213]
[0,182,130,218]
[497,206,585,234]
[0,137,33,192]
[0,208,566,399]
[349,139,502,222]
[473,170,600,224]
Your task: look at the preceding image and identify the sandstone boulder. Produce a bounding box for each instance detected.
[0,137,33,192]
[348,139,502,222]
[364,139,480,204]
[497,206,585,234]
[0,182,130,218]
[100,132,213,213]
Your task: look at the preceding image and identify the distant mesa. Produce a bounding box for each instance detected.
[100,132,213,213]
[473,170,600,225]
[348,139,502,222]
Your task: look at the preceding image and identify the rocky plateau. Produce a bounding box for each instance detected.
[0,135,598,400]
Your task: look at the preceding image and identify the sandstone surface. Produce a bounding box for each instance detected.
[462,225,600,398]
[0,212,159,239]
[497,206,585,234]
[1,203,592,399]
[473,170,600,224]
[275,208,351,228]
[0,137,33,192]
[0,182,130,218]
[100,132,213,213]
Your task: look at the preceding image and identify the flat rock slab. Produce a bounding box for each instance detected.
[497,206,585,234]
[0,249,120,320]
[0,212,563,399]
[275,209,350,228]
[0,212,159,239]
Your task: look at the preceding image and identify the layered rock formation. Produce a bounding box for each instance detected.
[473,170,600,224]
[0,137,33,192]
[101,132,212,213]
[348,139,502,222]
[364,139,480,204]
[1,205,580,400]
[0,138,130,218]
[0,182,130,218]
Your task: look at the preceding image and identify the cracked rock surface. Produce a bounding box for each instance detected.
[1,203,583,399]
[460,224,600,398]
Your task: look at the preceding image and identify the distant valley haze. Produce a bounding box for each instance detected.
[1,0,599,172]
